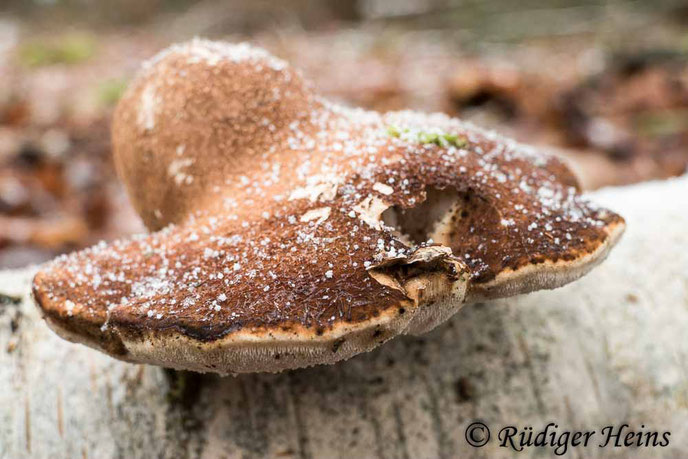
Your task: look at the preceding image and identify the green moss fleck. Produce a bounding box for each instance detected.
[386,125,467,148]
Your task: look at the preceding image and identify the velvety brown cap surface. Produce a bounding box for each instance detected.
[32,39,624,372]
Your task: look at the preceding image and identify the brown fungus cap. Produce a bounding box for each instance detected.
[32,39,624,373]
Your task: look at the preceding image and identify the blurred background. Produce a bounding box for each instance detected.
[0,0,687,268]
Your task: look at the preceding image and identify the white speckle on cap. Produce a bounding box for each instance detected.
[373,182,394,196]
[168,158,195,186]
[137,83,159,131]
[300,207,331,225]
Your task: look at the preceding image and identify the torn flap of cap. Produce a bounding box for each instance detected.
[368,245,469,303]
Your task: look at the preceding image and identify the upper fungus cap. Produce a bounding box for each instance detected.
[32,39,625,373]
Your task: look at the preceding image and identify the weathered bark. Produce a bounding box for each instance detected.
[1,176,687,459]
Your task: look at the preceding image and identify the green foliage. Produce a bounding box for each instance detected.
[635,109,688,138]
[97,78,128,106]
[18,33,96,67]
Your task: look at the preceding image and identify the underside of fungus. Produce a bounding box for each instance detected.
[31,39,625,374]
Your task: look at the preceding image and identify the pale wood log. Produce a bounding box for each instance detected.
[1,176,687,458]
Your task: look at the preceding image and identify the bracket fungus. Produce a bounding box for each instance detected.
[31,40,625,374]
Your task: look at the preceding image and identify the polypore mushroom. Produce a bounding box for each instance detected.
[31,39,625,374]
